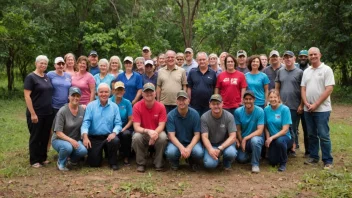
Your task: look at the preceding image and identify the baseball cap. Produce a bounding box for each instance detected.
[143,83,155,92]
[124,56,133,63]
[269,50,280,57]
[283,51,295,57]
[89,50,98,56]
[142,46,150,51]
[54,57,65,64]
[69,87,81,96]
[209,94,223,102]
[299,50,308,56]
[145,60,154,66]
[237,50,247,57]
[243,90,255,98]
[114,81,125,89]
[184,48,193,53]
[177,90,188,99]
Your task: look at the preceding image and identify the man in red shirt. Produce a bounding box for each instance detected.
[132,83,168,172]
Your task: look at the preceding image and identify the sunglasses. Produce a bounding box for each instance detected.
[177,59,184,61]
[57,62,65,66]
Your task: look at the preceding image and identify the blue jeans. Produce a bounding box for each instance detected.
[236,136,264,166]
[164,142,204,167]
[289,109,299,147]
[304,111,333,164]
[268,135,293,166]
[52,139,88,167]
[203,143,237,169]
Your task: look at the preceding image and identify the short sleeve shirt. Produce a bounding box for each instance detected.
[47,71,72,109]
[142,72,158,86]
[110,96,132,127]
[245,72,270,106]
[94,73,115,91]
[71,72,95,105]
[133,99,167,130]
[235,105,264,138]
[201,110,237,144]
[216,71,247,109]
[157,66,187,105]
[52,104,85,141]
[264,104,292,139]
[263,65,282,90]
[117,72,143,102]
[301,63,335,112]
[24,73,53,116]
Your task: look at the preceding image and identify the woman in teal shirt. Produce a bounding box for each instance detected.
[264,90,293,172]
[110,81,133,165]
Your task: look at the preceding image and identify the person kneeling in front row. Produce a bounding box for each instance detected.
[81,83,122,170]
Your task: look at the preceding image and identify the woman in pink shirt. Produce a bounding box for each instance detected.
[71,56,95,105]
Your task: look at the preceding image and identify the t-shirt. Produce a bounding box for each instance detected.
[71,72,95,105]
[52,104,85,141]
[133,99,167,130]
[24,72,53,116]
[236,66,250,74]
[264,104,291,139]
[245,72,270,106]
[47,71,72,109]
[187,68,217,109]
[167,107,201,145]
[301,63,335,112]
[275,67,303,110]
[117,72,143,103]
[94,73,115,90]
[263,64,282,90]
[142,72,158,86]
[235,105,264,138]
[157,66,187,105]
[110,96,132,127]
[89,66,100,76]
[216,71,247,109]
[201,110,237,144]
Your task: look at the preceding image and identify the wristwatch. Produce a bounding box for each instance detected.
[217,146,223,151]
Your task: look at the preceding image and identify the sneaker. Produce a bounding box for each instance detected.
[57,161,69,171]
[304,158,319,165]
[223,166,231,171]
[67,160,78,166]
[31,163,42,168]
[323,163,333,170]
[278,164,286,172]
[288,150,297,158]
[137,165,145,173]
[252,166,260,173]
[155,166,166,172]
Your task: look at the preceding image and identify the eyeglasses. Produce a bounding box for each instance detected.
[177,59,184,61]
[57,62,65,66]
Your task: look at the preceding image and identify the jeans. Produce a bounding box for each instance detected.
[289,109,299,147]
[52,139,87,167]
[236,136,264,166]
[304,111,333,164]
[297,113,309,154]
[268,135,293,166]
[203,143,237,169]
[164,142,204,167]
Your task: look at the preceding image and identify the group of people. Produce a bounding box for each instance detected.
[24,46,335,173]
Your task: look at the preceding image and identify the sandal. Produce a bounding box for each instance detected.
[31,163,42,168]
[42,160,51,165]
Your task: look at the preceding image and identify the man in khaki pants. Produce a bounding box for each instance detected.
[132,83,168,172]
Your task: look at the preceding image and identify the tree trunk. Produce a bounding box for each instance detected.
[6,48,15,91]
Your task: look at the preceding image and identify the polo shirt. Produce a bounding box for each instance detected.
[166,107,200,145]
[235,105,264,138]
[275,67,303,110]
[263,64,283,90]
[245,72,270,106]
[301,63,335,112]
[142,72,158,86]
[81,99,122,135]
[110,97,132,127]
[157,66,187,105]
[132,99,167,130]
[216,71,247,109]
[264,104,292,139]
[187,67,217,109]
[47,71,71,109]
[117,71,143,102]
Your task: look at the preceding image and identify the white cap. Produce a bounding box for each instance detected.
[145,60,154,65]
[123,56,133,63]
[142,46,150,51]
[54,57,65,64]
[269,50,280,57]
